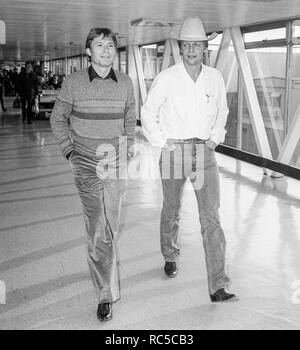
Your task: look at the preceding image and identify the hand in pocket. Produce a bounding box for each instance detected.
[162,139,177,152]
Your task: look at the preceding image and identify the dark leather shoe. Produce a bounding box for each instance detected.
[97,303,112,322]
[210,288,237,302]
[164,261,178,277]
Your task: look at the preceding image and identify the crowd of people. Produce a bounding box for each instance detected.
[0,67,19,98]
[0,65,64,98]
[37,71,65,91]
[0,63,65,120]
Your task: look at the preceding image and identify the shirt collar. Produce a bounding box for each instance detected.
[179,61,205,77]
[88,65,118,83]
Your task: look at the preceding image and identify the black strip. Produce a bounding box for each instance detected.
[72,110,123,120]
[216,144,300,180]
[137,119,300,180]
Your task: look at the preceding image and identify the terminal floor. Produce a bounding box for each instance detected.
[1,101,300,330]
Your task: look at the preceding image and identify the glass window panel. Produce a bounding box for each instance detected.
[156,44,165,73]
[223,54,239,148]
[66,57,72,75]
[82,55,88,69]
[292,20,300,44]
[242,47,287,158]
[54,59,63,75]
[208,33,238,148]
[290,44,300,122]
[141,44,159,92]
[207,34,233,67]
[241,92,259,155]
[71,57,80,73]
[244,28,286,43]
[119,51,126,73]
[208,34,235,66]
[207,46,218,67]
[208,40,217,66]
[292,140,300,168]
[289,44,300,167]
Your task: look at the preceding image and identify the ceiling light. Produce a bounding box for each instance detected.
[131,18,175,27]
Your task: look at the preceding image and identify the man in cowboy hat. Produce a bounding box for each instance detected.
[141,17,237,302]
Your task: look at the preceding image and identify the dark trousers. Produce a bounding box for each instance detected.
[0,87,5,111]
[20,95,34,123]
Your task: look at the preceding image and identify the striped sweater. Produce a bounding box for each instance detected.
[50,67,136,158]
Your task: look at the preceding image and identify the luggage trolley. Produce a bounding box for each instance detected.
[35,89,58,119]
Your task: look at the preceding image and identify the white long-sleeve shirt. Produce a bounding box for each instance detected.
[141,61,229,148]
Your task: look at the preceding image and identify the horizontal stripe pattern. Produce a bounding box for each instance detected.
[71,110,124,120]
[72,106,124,114]
[74,100,125,108]
[50,68,135,158]
[71,116,125,139]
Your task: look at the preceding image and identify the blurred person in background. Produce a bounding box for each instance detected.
[0,68,7,112]
[18,62,39,124]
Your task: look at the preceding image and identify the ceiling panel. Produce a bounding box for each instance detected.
[0,0,300,62]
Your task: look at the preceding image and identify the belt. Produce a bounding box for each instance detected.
[175,138,207,144]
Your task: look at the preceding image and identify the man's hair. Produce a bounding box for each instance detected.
[85,28,117,49]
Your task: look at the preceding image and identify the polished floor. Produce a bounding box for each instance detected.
[1,99,300,330]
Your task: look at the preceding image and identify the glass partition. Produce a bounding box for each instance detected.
[242,46,287,158]
[82,55,89,69]
[244,28,286,43]
[42,19,300,171]
[119,50,126,73]
[208,34,239,148]
[289,42,300,167]
[141,44,159,92]
[53,59,63,75]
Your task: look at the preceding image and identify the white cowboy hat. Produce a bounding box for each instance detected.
[177,16,217,41]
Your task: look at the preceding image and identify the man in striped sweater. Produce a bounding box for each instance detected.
[50,28,136,322]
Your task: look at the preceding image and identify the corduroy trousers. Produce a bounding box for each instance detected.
[69,140,127,303]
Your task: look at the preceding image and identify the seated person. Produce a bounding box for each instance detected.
[37,74,49,91]
[50,75,61,90]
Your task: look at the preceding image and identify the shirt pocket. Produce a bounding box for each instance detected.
[201,92,217,119]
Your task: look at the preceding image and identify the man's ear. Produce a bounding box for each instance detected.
[86,48,91,57]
